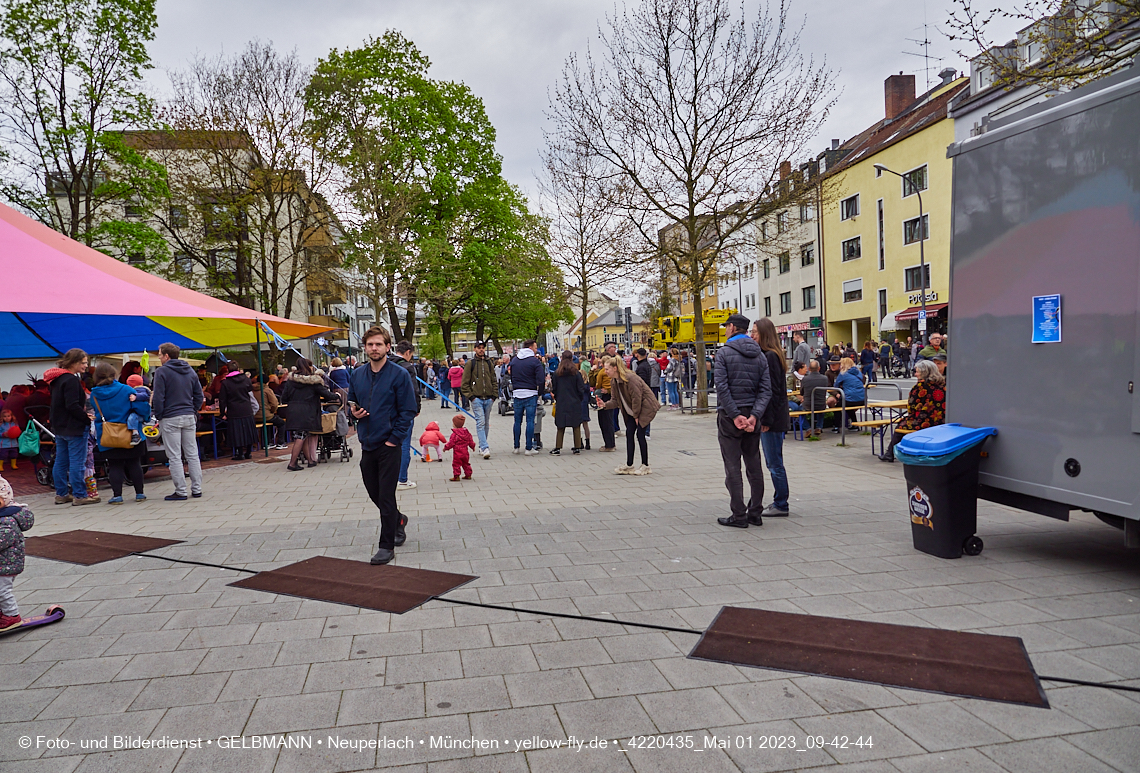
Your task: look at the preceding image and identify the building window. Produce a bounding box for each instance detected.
[841,236,862,261]
[779,252,791,274]
[208,249,237,287]
[777,212,788,233]
[762,259,770,279]
[903,214,930,244]
[764,296,772,317]
[800,203,815,222]
[169,205,189,229]
[779,292,792,314]
[877,199,885,271]
[840,195,860,220]
[126,252,145,265]
[904,264,932,292]
[173,253,193,275]
[800,243,815,267]
[760,221,768,241]
[124,203,145,219]
[879,288,888,325]
[902,165,928,197]
[842,278,863,303]
[802,285,816,309]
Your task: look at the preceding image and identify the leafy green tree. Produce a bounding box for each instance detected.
[0,0,168,263]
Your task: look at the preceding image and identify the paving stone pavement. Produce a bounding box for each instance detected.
[4,407,1139,773]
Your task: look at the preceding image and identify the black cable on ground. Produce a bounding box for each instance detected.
[127,551,1140,697]
[133,552,259,574]
[1038,676,1140,694]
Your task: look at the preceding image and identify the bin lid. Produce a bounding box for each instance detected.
[896,423,997,457]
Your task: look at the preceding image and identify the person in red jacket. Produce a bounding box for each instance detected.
[444,414,475,481]
[418,421,447,462]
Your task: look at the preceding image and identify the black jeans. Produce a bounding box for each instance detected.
[623,411,648,467]
[596,395,616,449]
[360,444,403,550]
[108,455,144,498]
[717,411,765,519]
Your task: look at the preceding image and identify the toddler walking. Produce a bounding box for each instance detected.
[0,409,19,471]
[0,475,34,631]
[443,414,475,481]
[125,374,152,445]
[418,421,447,462]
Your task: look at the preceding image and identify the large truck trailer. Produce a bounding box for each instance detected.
[946,61,1140,547]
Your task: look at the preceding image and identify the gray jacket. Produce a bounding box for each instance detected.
[713,334,772,421]
[793,341,813,370]
[151,359,204,420]
[0,505,33,576]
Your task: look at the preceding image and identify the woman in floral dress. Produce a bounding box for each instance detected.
[879,360,946,462]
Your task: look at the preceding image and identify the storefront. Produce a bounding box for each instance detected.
[776,318,825,357]
[894,302,948,340]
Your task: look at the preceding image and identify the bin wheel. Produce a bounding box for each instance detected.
[963,536,983,556]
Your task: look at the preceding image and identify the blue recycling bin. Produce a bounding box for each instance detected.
[896,424,998,559]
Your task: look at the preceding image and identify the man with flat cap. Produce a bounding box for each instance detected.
[713,313,772,528]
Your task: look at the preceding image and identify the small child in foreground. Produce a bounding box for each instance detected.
[0,475,34,631]
[443,414,475,481]
[418,421,447,462]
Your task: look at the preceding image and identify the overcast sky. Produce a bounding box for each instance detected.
[152,0,1023,198]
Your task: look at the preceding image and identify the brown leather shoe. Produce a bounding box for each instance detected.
[72,496,101,506]
[54,495,73,505]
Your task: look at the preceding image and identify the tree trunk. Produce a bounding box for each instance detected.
[401,291,417,342]
[692,293,709,413]
[475,319,485,343]
[441,319,454,359]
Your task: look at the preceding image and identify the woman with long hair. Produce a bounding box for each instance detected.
[90,362,151,503]
[596,356,659,475]
[751,319,791,516]
[880,360,946,462]
[550,351,587,454]
[282,358,338,471]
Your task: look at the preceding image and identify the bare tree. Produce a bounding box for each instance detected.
[539,137,639,350]
[550,0,834,410]
[947,0,1139,90]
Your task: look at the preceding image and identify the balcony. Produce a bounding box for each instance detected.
[308,315,349,331]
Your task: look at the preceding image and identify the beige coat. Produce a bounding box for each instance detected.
[603,372,660,426]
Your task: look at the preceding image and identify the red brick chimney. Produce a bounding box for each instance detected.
[884,73,915,120]
[779,161,792,180]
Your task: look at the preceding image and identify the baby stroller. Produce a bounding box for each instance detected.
[497,370,514,415]
[313,396,352,463]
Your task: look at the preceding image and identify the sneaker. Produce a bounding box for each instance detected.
[135,494,147,502]
[191,492,202,498]
[481,449,490,459]
[524,449,539,456]
[397,481,417,490]
[107,496,124,505]
[615,431,625,437]
[54,495,73,505]
[631,465,652,475]
[513,448,522,455]
[614,465,635,475]
[72,496,101,506]
[762,504,790,517]
[0,614,22,631]
[164,493,188,501]
[549,449,561,455]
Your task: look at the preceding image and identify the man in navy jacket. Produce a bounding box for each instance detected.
[348,326,419,565]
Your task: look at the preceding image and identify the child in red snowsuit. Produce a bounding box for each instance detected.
[418,421,447,462]
[444,414,475,481]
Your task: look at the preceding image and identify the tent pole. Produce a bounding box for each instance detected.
[256,320,268,458]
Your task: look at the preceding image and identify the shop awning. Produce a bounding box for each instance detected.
[894,303,948,322]
[0,201,338,359]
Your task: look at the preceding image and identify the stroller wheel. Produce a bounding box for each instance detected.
[36,467,52,486]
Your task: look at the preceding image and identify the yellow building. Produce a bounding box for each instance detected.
[821,73,968,347]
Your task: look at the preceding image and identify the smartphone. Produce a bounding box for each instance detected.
[348,401,361,412]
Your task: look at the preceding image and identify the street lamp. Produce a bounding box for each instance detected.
[874,163,928,346]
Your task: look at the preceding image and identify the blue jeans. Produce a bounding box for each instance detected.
[862,363,876,382]
[439,382,451,407]
[399,417,415,483]
[53,433,89,499]
[666,382,679,405]
[472,397,493,451]
[760,431,789,510]
[512,395,537,450]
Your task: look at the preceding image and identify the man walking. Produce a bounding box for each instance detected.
[791,330,812,373]
[461,341,498,458]
[713,314,772,528]
[509,340,544,455]
[349,326,418,565]
[152,343,205,501]
[393,341,421,489]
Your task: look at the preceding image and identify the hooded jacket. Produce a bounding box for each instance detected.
[47,368,90,437]
[151,359,205,421]
[713,334,772,421]
[327,365,350,390]
[461,355,498,400]
[444,426,475,461]
[419,421,448,447]
[0,502,34,576]
[509,348,545,395]
[219,370,255,420]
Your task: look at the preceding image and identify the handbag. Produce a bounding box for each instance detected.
[91,395,134,449]
[18,419,40,456]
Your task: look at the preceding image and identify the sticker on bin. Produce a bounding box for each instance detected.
[909,486,934,529]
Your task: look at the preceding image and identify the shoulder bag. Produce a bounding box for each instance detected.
[92,395,134,449]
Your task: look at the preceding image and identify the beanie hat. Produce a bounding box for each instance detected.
[126,374,144,387]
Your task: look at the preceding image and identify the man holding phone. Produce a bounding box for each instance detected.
[347,326,419,565]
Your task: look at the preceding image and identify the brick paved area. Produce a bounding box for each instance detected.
[4,408,1138,772]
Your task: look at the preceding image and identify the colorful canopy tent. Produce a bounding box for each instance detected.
[0,201,337,359]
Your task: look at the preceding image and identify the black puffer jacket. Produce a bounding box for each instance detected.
[758,350,789,433]
[713,335,772,421]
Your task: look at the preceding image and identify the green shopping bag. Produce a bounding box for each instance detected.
[18,419,40,456]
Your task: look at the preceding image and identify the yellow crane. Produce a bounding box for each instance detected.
[649,308,737,350]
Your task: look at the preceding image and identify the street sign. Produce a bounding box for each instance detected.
[917,310,927,320]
